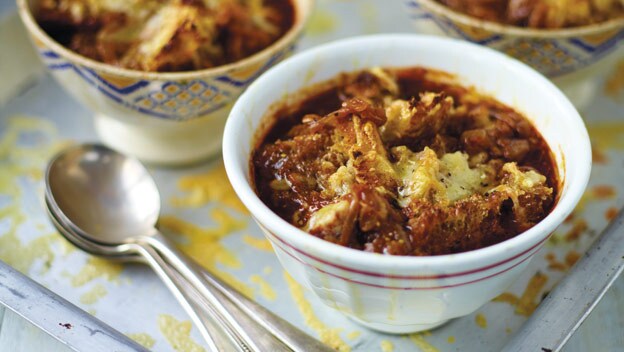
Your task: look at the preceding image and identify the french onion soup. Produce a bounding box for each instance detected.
[252,67,559,256]
[35,0,295,72]
[435,0,624,28]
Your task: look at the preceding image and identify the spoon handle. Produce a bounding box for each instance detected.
[131,243,224,352]
[166,262,293,352]
[146,233,335,352]
[142,232,260,352]
[197,267,336,352]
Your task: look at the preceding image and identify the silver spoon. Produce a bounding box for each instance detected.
[44,144,334,352]
[46,198,326,352]
[45,144,258,352]
[45,187,234,350]
[45,196,290,352]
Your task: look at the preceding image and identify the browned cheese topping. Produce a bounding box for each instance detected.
[36,0,294,71]
[253,67,558,256]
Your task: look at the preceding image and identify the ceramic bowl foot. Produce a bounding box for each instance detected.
[94,108,229,166]
[347,315,450,334]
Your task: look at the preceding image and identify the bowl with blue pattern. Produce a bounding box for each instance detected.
[404,0,624,109]
[17,0,314,165]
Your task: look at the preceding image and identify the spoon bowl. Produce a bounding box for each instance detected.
[46,144,160,245]
[45,196,141,262]
[45,144,253,351]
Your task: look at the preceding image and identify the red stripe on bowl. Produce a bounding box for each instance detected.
[269,230,545,290]
[264,226,549,280]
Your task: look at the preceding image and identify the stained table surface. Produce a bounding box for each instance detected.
[1,1,623,351]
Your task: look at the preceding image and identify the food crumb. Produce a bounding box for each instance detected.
[545,252,567,271]
[159,211,254,299]
[493,292,520,306]
[605,207,619,221]
[283,272,350,351]
[408,333,439,352]
[158,314,205,352]
[306,7,338,36]
[127,333,156,348]
[242,234,274,252]
[545,251,581,271]
[563,213,575,223]
[380,340,394,352]
[505,327,512,334]
[447,336,456,344]
[516,271,548,316]
[79,284,107,304]
[346,331,361,340]
[604,60,624,97]
[0,116,73,274]
[564,250,581,267]
[170,163,248,213]
[592,148,608,164]
[475,313,487,328]
[250,274,277,301]
[70,257,122,287]
[59,323,72,329]
[548,233,562,245]
[564,219,588,242]
[587,122,624,151]
[570,184,618,220]
[591,185,616,199]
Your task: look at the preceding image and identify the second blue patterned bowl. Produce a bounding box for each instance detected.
[404,0,624,109]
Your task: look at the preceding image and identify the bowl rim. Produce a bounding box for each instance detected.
[410,0,624,38]
[16,0,314,80]
[223,34,592,271]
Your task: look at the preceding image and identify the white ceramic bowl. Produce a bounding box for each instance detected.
[223,34,591,333]
[18,0,313,165]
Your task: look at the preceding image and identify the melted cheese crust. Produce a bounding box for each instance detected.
[255,67,557,255]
